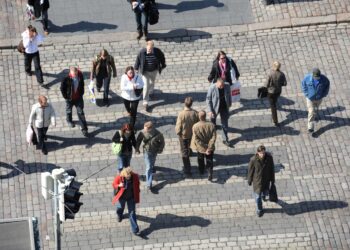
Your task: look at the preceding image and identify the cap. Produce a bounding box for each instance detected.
[312,68,321,80]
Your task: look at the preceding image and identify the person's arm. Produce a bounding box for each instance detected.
[158,133,165,152]
[208,63,216,83]
[35,33,44,44]
[230,59,240,80]
[206,87,215,114]
[301,76,308,98]
[323,77,330,98]
[134,52,141,71]
[60,78,68,99]
[282,72,287,86]
[110,56,117,78]
[112,131,121,143]
[270,155,275,183]
[175,113,182,136]
[158,49,166,70]
[131,132,137,149]
[135,132,144,152]
[28,105,36,125]
[207,126,216,152]
[90,59,96,80]
[22,32,31,48]
[247,158,255,186]
[80,73,85,96]
[135,75,144,89]
[112,175,121,190]
[265,72,271,88]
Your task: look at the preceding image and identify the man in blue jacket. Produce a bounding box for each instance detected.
[301,68,330,133]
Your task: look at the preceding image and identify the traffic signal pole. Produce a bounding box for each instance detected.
[53,178,61,250]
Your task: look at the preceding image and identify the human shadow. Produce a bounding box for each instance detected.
[41,70,91,89]
[149,166,185,194]
[46,134,111,151]
[264,199,348,216]
[137,213,211,239]
[157,0,224,13]
[48,21,117,33]
[263,0,321,6]
[149,29,212,42]
[0,160,59,179]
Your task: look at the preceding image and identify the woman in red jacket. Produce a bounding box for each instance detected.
[112,167,140,234]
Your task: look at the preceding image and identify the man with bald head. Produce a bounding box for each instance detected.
[191,111,217,181]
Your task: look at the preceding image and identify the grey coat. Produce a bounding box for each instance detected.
[206,83,232,115]
[265,69,287,94]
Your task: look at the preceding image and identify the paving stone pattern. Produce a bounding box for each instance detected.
[1,23,350,249]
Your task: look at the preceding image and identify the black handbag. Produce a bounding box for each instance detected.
[134,88,143,97]
[258,87,268,99]
[269,183,278,202]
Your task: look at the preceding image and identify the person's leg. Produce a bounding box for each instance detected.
[95,76,103,92]
[126,199,139,233]
[197,152,205,175]
[37,127,45,150]
[206,153,214,180]
[141,10,149,37]
[123,99,131,114]
[75,98,88,132]
[32,51,44,83]
[306,99,321,131]
[103,76,111,102]
[116,199,126,221]
[117,155,124,172]
[142,73,151,106]
[254,192,263,216]
[129,101,139,127]
[125,154,132,167]
[210,113,217,126]
[148,70,157,96]
[41,127,49,154]
[179,137,191,174]
[144,152,153,188]
[268,93,279,124]
[24,53,32,74]
[41,9,48,32]
[219,108,229,142]
[134,11,143,38]
[65,100,74,125]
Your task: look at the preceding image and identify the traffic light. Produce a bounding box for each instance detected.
[58,169,83,221]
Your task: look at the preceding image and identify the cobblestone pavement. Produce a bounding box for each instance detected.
[0,20,350,249]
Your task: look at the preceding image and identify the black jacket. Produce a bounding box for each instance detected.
[208,58,240,85]
[247,153,275,194]
[134,47,166,74]
[112,130,136,155]
[28,0,50,11]
[60,71,85,100]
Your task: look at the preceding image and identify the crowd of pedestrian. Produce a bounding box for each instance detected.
[22,0,331,235]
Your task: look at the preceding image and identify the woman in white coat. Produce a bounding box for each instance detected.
[120,66,144,127]
[28,95,56,155]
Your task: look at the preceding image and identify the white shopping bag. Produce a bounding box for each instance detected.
[231,81,241,103]
[88,80,96,104]
[26,125,34,145]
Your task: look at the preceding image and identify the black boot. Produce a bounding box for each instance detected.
[137,31,143,40]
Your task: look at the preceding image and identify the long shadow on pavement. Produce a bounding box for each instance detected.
[149,28,212,42]
[137,213,211,239]
[0,160,59,179]
[48,21,117,33]
[157,0,224,13]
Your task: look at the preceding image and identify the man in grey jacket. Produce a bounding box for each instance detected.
[206,78,232,146]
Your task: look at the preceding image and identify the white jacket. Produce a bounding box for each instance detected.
[21,30,44,54]
[120,74,144,101]
[29,103,56,128]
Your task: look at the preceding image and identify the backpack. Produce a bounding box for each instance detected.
[17,40,25,54]
[148,2,159,25]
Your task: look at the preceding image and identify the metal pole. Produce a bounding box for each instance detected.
[54,178,61,250]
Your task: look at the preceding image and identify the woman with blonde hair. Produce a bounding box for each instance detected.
[28,95,56,155]
[112,167,140,235]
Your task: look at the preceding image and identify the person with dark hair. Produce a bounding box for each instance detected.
[175,97,199,176]
[191,111,217,181]
[60,66,88,137]
[129,0,155,40]
[120,66,144,127]
[90,49,117,106]
[22,25,44,85]
[208,50,240,85]
[301,68,330,133]
[134,40,166,112]
[206,78,232,146]
[112,167,140,235]
[247,145,275,217]
[265,61,287,126]
[112,123,137,172]
[28,95,56,155]
[27,0,50,34]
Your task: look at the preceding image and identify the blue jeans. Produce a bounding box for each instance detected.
[116,198,139,233]
[144,151,157,187]
[135,9,149,33]
[96,76,111,101]
[117,154,132,171]
[254,190,269,213]
[210,108,229,142]
[65,98,88,131]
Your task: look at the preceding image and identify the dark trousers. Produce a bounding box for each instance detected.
[37,127,48,151]
[197,152,213,177]
[123,99,139,127]
[24,51,43,83]
[210,107,229,142]
[267,93,280,124]
[42,9,48,31]
[96,76,111,101]
[179,137,192,174]
[65,98,88,131]
[135,10,148,33]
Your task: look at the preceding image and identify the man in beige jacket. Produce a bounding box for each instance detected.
[191,111,217,181]
[175,97,199,176]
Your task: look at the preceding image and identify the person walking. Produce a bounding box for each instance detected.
[265,61,287,126]
[301,68,330,133]
[175,97,199,176]
[129,0,154,40]
[60,66,89,137]
[206,78,232,146]
[28,95,56,155]
[247,145,275,217]
[134,40,166,112]
[120,66,144,127]
[27,0,50,34]
[22,25,44,85]
[208,50,240,85]
[90,49,117,106]
[112,167,140,235]
[136,121,165,190]
[112,123,137,172]
[190,111,217,181]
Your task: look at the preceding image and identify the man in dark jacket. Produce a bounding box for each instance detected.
[301,68,330,133]
[134,40,166,112]
[28,0,50,34]
[129,0,154,40]
[60,66,88,137]
[208,50,240,85]
[265,61,287,126]
[247,145,275,217]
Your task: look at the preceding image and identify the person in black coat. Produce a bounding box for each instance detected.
[130,0,155,40]
[28,0,50,34]
[208,50,240,85]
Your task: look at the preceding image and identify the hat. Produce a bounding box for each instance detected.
[312,68,321,80]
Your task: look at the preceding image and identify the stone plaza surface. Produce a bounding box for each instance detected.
[1,0,350,250]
